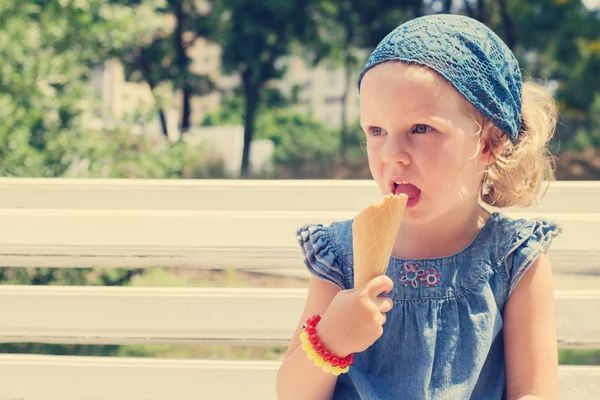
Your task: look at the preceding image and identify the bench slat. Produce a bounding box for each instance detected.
[0,355,597,400]
[0,210,598,273]
[0,178,597,214]
[1,286,598,348]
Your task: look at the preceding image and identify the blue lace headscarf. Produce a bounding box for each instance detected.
[358,14,523,142]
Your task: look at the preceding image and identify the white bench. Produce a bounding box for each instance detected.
[0,178,599,399]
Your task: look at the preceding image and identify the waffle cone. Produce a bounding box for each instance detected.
[352,194,408,288]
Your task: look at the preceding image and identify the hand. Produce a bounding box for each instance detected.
[316,275,394,356]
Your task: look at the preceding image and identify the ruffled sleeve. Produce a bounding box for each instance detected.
[296,224,346,290]
[504,218,561,296]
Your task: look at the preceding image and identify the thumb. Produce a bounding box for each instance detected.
[365,274,394,297]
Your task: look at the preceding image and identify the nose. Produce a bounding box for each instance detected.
[382,134,411,165]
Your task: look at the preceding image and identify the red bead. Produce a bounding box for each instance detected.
[307,314,321,326]
[344,354,354,365]
[305,325,316,335]
[339,359,348,368]
[313,343,324,353]
[322,351,331,361]
[308,334,318,345]
[330,357,340,367]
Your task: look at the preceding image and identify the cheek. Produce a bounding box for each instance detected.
[366,141,385,181]
[448,142,485,191]
[417,140,458,171]
[419,142,472,185]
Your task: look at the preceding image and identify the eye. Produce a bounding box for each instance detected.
[412,124,432,134]
[367,126,386,136]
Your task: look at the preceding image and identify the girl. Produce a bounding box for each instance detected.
[277,14,560,400]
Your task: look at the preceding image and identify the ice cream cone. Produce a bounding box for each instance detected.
[352,194,408,288]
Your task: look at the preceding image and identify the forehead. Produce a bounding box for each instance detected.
[359,61,466,114]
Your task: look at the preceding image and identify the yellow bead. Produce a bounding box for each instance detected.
[301,341,312,351]
[308,349,319,360]
[299,332,309,342]
[322,364,333,373]
[313,357,325,367]
[341,367,350,374]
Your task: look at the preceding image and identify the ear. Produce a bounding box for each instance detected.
[479,123,506,166]
[479,138,495,165]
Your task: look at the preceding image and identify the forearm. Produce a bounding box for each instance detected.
[276,345,338,400]
[508,390,556,400]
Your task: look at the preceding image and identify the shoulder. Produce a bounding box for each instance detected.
[296,219,354,289]
[486,212,561,301]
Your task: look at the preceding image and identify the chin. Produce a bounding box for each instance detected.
[403,201,455,227]
[399,201,431,225]
[401,208,432,226]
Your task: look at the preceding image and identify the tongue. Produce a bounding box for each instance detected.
[395,184,421,199]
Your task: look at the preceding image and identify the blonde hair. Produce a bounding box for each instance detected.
[479,81,558,207]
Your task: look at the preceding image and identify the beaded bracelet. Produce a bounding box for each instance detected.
[298,314,354,376]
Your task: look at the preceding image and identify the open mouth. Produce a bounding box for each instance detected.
[391,180,422,207]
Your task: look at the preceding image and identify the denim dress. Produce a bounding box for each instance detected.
[296,212,560,400]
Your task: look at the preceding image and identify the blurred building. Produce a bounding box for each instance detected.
[277,56,362,129]
[87,30,362,177]
[89,41,361,136]
[185,125,275,177]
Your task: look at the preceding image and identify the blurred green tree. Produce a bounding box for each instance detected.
[111,0,221,136]
[202,91,365,176]
[217,0,322,177]
[0,1,157,176]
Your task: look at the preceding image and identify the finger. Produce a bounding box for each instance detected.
[373,296,394,313]
[366,274,394,297]
[378,312,387,326]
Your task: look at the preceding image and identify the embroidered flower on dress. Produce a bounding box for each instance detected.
[400,263,441,288]
[400,263,425,288]
[421,268,441,288]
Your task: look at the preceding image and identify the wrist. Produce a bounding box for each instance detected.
[299,314,354,375]
[315,317,351,358]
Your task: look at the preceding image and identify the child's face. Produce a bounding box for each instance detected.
[359,62,489,225]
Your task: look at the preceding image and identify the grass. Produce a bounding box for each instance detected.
[559,349,600,365]
[2,341,598,365]
[128,267,307,288]
[115,344,287,361]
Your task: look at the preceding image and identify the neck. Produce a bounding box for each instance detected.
[392,202,490,260]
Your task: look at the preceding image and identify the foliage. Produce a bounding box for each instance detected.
[67,126,225,179]
[0,267,144,286]
[112,0,221,135]
[202,92,367,177]
[216,0,323,177]
[0,0,157,177]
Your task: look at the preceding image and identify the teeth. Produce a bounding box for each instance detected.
[394,181,409,185]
